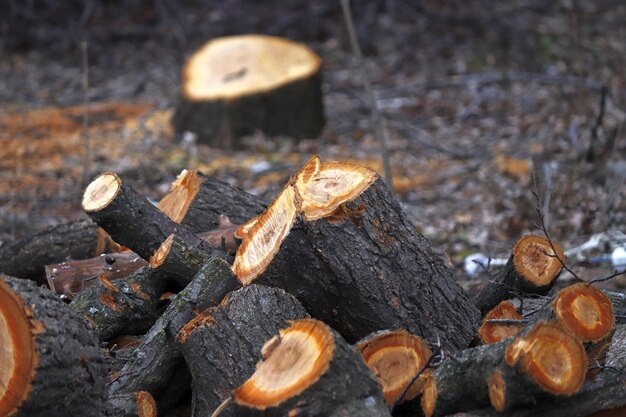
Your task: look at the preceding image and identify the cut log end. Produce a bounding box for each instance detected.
[487,369,507,412]
[0,279,37,417]
[233,319,335,409]
[420,370,437,417]
[234,216,259,240]
[82,172,122,212]
[505,321,586,395]
[553,283,615,343]
[232,185,297,284]
[295,161,377,221]
[157,169,202,223]
[135,391,157,417]
[356,329,432,405]
[478,301,524,344]
[513,235,564,287]
[149,234,174,269]
[182,35,321,101]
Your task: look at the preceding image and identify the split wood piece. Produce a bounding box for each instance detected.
[473,235,565,315]
[252,173,480,348]
[0,274,107,417]
[444,325,626,417]
[150,234,214,286]
[45,251,147,298]
[228,318,391,417]
[0,217,117,281]
[355,329,433,407]
[420,321,586,417]
[70,267,166,342]
[82,172,221,261]
[178,285,309,417]
[108,258,241,405]
[477,301,524,344]
[106,392,157,417]
[172,35,324,148]
[158,169,266,233]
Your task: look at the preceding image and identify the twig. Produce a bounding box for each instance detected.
[486,318,530,325]
[589,269,626,285]
[210,396,232,417]
[81,40,91,188]
[340,0,393,188]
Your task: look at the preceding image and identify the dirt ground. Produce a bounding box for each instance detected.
[1,0,625,287]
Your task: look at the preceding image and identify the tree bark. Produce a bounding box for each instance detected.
[105,391,158,417]
[107,258,241,403]
[179,284,309,417]
[257,177,480,349]
[0,274,107,417]
[149,234,214,286]
[70,267,167,342]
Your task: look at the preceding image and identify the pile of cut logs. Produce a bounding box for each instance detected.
[0,156,624,417]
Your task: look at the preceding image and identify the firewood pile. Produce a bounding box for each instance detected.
[0,156,625,417]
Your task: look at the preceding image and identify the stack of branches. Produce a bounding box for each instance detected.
[0,156,624,417]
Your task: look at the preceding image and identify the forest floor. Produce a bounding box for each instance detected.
[1,0,625,288]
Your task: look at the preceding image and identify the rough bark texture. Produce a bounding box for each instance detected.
[179,285,309,417]
[606,291,626,324]
[257,177,480,349]
[0,274,107,417]
[180,172,266,233]
[105,392,157,417]
[107,258,240,403]
[151,234,214,286]
[0,217,111,281]
[84,173,221,261]
[70,267,167,342]
[172,73,324,149]
[228,322,390,417]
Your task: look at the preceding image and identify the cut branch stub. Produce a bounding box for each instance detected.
[478,301,524,344]
[500,321,586,402]
[232,185,297,284]
[552,283,615,343]
[356,329,432,406]
[230,318,390,416]
[172,35,325,148]
[294,160,377,221]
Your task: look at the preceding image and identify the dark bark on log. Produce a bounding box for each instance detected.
[46,251,147,298]
[0,274,107,417]
[83,172,221,261]
[0,217,113,282]
[179,285,309,417]
[150,234,213,286]
[107,258,240,402]
[105,391,157,417]
[228,319,390,417]
[70,267,167,342]
[606,291,626,324]
[257,177,480,349]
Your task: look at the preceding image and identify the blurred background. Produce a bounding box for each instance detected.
[1,0,625,284]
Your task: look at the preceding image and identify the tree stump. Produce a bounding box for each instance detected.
[172,35,325,148]
[0,274,107,417]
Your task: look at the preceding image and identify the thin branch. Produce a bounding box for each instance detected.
[210,396,232,417]
[340,0,393,187]
[487,318,530,325]
[589,269,626,285]
[390,348,437,413]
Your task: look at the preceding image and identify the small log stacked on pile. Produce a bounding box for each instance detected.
[1,156,625,417]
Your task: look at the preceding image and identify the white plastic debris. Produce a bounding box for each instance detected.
[463,253,508,276]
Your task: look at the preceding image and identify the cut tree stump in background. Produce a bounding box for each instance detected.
[0,274,107,417]
[172,35,325,148]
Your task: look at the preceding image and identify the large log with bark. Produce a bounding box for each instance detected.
[234,157,481,348]
[226,318,391,417]
[178,284,309,417]
[0,274,107,417]
[172,35,325,148]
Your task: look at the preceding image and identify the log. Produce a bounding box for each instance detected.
[473,235,565,315]
[477,301,524,344]
[82,172,221,260]
[106,392,158,417]
[178,285,309,417]
[172,35,325,148]
[235,158,480,348]
[419,321,586,417]
[158,169,266,233]
[227,318,391,417]
[0,217,116,281]
[0,274,107,417]
[45,251,147,298]
[149,234,214,286]
[355,329,432,407]
[70,267,167,342]
[108,258,241,404]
